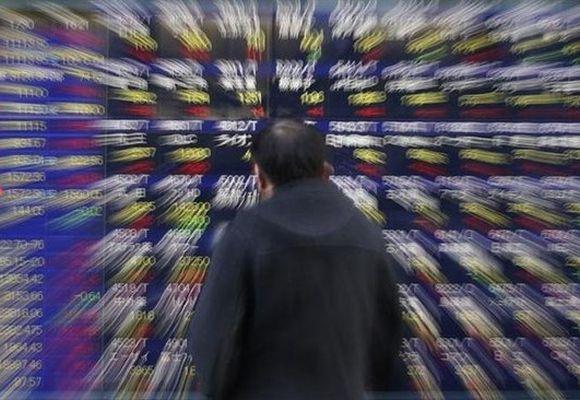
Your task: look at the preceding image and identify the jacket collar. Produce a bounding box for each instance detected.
[272,177,333,196]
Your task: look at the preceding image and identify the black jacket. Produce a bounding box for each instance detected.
[188,178,402,400]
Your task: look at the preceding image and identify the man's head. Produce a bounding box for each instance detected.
[251,119,330,198]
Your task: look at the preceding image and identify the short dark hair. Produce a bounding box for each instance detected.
[251,119,325,186]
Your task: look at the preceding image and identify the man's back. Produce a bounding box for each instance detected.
[189,179,402,400]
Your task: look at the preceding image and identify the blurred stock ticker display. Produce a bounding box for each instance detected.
[0,0,579,399]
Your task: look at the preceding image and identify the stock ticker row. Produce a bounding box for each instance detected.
[0,0,578,120]
[0,1,579,399]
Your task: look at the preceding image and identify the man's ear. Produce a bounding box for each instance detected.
[253,163,268,192]
[252,163,263,191]
[323,161,334,180]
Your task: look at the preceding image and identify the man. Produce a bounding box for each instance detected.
[188,119,402,400]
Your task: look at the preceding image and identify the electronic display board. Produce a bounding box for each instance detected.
[0,1,578,399]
